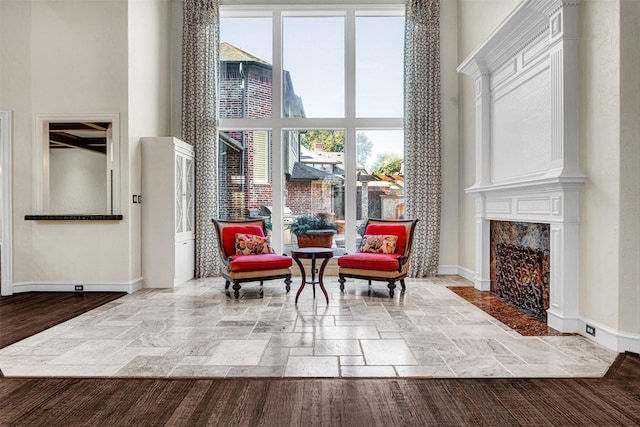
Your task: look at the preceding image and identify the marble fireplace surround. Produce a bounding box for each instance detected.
[458,0,585,333]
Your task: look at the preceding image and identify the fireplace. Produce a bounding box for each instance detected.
[458,1,585,332]
[491,221,550,319]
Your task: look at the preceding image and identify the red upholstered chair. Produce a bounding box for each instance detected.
[213,218,293,298]
[338,218,418,297]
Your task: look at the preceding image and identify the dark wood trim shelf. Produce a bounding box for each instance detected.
[25,214,123,221]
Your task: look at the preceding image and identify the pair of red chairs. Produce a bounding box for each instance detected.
[213,217,418,299]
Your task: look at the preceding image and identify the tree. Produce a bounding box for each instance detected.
[301,130,344,152]
[371,153,403,176]
[356,132,373,166]
[299,130,373,167]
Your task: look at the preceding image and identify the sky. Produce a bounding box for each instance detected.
[220,15,405,170]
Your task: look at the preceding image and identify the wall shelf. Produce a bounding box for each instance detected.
[25,214,123,221]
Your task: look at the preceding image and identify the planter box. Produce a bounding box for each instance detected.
[296,230,336,248]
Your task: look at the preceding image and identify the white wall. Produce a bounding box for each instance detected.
[618,0,640,336]
[578,0,640,338]
[128,0,174,283]
[439,0,460,271]
[578,0,622,330]
[0,0,131,287]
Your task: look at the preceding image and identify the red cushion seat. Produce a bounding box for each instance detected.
[337,253,401,271]
[229,253,293,272]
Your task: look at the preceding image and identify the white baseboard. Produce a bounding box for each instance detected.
[12,277,142,294]
[437,265,639,354]
[577,317,640,353]
[437,265,475,283]
[439,266,490,290]
[436,265,458,275]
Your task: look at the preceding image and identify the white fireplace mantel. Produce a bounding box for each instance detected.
[457,0,584,333]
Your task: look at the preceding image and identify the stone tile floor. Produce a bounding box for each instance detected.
[0,276,617,378]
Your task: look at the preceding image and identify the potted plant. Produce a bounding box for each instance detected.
[290,215,339,248]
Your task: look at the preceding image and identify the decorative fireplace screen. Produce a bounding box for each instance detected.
[495,243,550,319]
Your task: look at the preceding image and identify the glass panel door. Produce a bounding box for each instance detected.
[175,154,184,234]
[185,156,194,233]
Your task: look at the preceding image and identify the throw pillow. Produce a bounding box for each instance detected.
[235,233,271,255]
[359,234,398,254]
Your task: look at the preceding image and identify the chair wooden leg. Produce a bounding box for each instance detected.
[232,282,241,299]
[338,275,346,292]
[225,281,230,290]
[400,279,406,293]
[387,280,396,297]
[285,277,292,293]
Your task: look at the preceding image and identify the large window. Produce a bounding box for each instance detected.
[219,6,404,254]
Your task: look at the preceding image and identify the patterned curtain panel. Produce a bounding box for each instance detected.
[182,0,220,277]
[404,0,442,277]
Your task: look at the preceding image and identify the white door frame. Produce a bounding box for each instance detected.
[0,110,13,296]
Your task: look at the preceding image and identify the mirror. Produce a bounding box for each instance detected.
[35,113,120,215]
[48,122,111,214]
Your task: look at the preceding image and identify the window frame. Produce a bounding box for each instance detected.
[219,4,404,254]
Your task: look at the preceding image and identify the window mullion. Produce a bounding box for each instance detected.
[270,9,284,253]
[345,9,356,120]
[345,10,358,254]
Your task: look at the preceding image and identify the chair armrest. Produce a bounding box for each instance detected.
[396,255,410,272]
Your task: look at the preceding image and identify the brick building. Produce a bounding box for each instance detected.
[218,42,344,221]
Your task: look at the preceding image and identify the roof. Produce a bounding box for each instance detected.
[220,42,270,66]
[325,152,369,176]
[219,132,243,152]
[220,43,306,119]
[300,146,340,165]
[289,162,343,182]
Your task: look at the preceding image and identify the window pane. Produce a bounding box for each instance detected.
[355,130,404,246]
[283,17,345,118]
[220,18,273,119]
[218,130,273,221]
[283,130,346,255]
[356,16,404,117]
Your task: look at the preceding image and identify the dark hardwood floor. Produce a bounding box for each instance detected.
[0,292,638,426]
[0,292,126,349]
